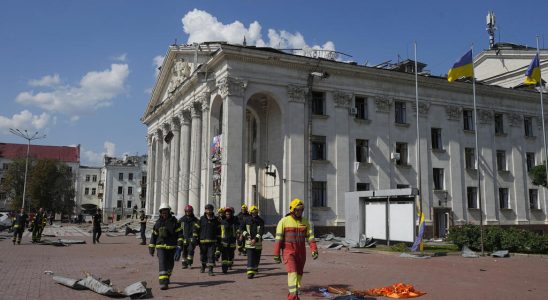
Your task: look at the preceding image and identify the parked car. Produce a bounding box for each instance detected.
[0,212,13,231]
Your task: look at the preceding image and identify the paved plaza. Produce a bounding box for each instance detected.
[0,225,547,300]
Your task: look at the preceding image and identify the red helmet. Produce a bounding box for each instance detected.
[225,207,234,214]
[184,205,194,212]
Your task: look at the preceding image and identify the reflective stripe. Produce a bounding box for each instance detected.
[159,275,169,279]
[155,244,177,249]
[148,244,155,248]
[200,239,216,243]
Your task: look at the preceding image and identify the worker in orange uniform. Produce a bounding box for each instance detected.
[273,198,318,300]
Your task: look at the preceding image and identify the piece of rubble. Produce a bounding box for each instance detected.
[400,253,431,259]
[53,273,148,297]
[262,232,275,240]
[491,250,510,258]
[461,246,479,258]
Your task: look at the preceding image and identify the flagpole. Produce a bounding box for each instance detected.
[414,41,424,252]
[471,46,485,256]
[536,36,548,190]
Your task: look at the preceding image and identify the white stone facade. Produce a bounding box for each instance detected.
[76,166,101,213]
[142,43,548,234]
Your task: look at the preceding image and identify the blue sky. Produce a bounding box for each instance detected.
[1,0,547,166]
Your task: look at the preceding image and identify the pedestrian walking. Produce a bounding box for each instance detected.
[220,207,239,273]
[273,198,318,300]
[31,207,47,243]
[178,205,199,269]
[149,204,182,290]
[242,205,264,279]
[196,204,221,276]
[12,208,28,245]
[139,210,147,245]
[92,208,102,244]
[236,204,250,256]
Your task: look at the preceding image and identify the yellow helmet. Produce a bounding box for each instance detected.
[249,205,258,213]
[217,207,225,214]
[289,198,304,213]
[241,204,248,209]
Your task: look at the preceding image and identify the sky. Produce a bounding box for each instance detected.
[1,0,547,166]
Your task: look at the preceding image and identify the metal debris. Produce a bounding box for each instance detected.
[400,253,431,259]
[38,239,86,246]
[262,232,275,240]
[491,250,510,258]
[461,246,479,258]
[53,273,148,298]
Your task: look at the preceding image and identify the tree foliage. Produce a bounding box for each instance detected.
[0,158,31,209]
[0,158,75,214]
[530,164,547,188]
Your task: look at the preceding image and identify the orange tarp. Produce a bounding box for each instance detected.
[365,283,426,298]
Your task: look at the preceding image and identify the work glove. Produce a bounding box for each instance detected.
[274,255,282,264]
[174,246,182,261]
[148,247,155,257]
[215,250,221,260]
[311,251,319,260]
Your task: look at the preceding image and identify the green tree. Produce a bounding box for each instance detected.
[0,158,34,209]
[28,159,75,214]
[530,163,547,188]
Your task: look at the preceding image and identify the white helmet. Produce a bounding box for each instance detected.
[158,203,171,212]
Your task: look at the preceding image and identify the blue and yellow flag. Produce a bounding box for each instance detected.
[447,49,474,82]
[524,54,541,85]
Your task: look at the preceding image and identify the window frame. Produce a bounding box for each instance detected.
[311,91,326,115]
[355,96,368,120]
[433,168,444,190]
[467,186,478,209]
[524,116,534,137]
[496,150,507,171]
[395,101,407,124]
[395,142,408,165]
[494,113,504,134]
[311,135,327,161]
[312,181,327,207]
[355,139,369,163]
[431,128,442,150]
[529,189,539,210]
[465,147,476,170]
[463,109,474,131]
[498,188,510,209]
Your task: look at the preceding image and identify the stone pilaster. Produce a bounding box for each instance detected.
[153,129,163,215]
[178,109,192,217]
[189,103,202,214]
[169,116,181,215]
[161,123,171,208]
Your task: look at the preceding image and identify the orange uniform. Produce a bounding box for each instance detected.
[273,214,318,300]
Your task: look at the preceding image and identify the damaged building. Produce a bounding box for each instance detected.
[142,42,547,236]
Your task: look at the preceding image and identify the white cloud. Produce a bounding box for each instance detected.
[15,64,129,120]
[0,110,51,134]
[113,53,127,62]
[153,55,165,77]
[81,141,117,166]
[181,9,336,58]
[28,74,61,87]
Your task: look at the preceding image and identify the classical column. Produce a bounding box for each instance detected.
[145,134,155,215]
[333,91,352,225]
[169,116,181,215]
[153,129,163,215]
[189,103,202,215]
[218,76,246,211]
[161,123,171,208]
[177,110,192,217]
[200,92,211,211]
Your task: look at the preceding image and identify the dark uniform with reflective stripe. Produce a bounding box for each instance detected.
[178,214,199,268]
[242,215,265,277]
[92,212,102,243]
[12,212,28,245]
[149,215,182,285]
[31,211,47,243]
[236,211,250,255]
[196,215,221,272]
[220,216,240,273]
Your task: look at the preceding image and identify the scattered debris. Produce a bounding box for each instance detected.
[491,250,510,258]
[262,232,275,240]
[44,270,54,275]
[461,246,479,258]
[125,226,140,236]
[318,233,376,250]
[53,273,148,298]
[325,284,426,299]
[38,239,86,246]
[400,253,431,259]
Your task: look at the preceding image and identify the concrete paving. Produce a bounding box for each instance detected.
[0,225,547,299]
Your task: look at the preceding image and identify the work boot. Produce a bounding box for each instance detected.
[247,273,254,279]
[208,266,214,276]
[222,265,228,274]
[160,283,168,290]
[182,261,188,269]
[12,240,15,245]
[200,264,205,273]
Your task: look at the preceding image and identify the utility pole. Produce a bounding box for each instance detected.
[9,129,46,209]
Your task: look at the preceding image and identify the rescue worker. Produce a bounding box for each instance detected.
[195,203,221,276]
[178,205,199,269]
[220,207,239,273]
[149,204,182,290]
[217,207,226,221]
[215,207,226,262]
[31,207,47,243]
[273,198,318,300]
[236,204,250,256]
[92,208,102,244]
[139,210,147,245]
[12,208,28,245]
[242,205,264,279]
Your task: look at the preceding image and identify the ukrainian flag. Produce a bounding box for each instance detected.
[447,49,474,82]
[524,54,541,85]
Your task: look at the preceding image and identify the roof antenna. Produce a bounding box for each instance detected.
[486,11,496,49]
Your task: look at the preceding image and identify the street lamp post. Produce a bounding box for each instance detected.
[8,129,46,210]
